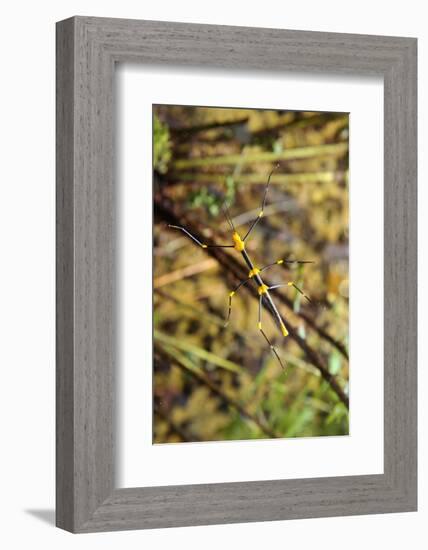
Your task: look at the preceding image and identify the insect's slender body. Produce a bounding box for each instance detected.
[233,233,289,338]
[240,248,258,273]
[168,165,313,368]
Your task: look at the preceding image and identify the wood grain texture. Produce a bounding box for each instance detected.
[56,18,75,532]
[56,16,417,533]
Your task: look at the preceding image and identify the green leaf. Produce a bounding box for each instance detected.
[154,329,244,374]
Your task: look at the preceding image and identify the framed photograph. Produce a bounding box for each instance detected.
[56,16,417,532]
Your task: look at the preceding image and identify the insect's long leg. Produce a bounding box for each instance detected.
[269,282,313,304]
[224,277,251,327]
[258,259,314,280]
[258,296,285,369]
[243,164,278,242]
[260,259,314,273]
[168,224,233,248]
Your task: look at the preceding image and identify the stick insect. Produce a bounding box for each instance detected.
[168,165,313,369]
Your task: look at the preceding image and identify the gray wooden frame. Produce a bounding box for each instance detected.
[56,16,417,533]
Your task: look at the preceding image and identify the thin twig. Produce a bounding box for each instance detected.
[160,213,348,360]
[155,198,349,408]
[251,112,348,138]
[169,171,348,186]
[154,257,217,288]
[171,142,348,170]
[170,117,249,137]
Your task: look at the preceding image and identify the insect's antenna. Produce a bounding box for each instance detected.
[261,162,279,211]
[222,202,236,232]
[243,162,280,242]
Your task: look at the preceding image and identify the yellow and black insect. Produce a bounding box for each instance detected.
[168,166,313,369]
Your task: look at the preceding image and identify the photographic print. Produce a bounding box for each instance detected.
[153,104,349,444]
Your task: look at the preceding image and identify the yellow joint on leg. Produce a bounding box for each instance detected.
[280,322,289,337]
[287,281,294,286]
[201,244,207,248]
[277,259,284,265]
[258,321,262,329]
[258,284,268,295]
[248,267,260,278]
[232,232,245,252]
[258,211,264,218]
[229,291,235,297]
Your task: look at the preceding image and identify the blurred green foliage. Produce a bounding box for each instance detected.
[189,175,236,217]
[153,105,349,444]
[153,113,172,174]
